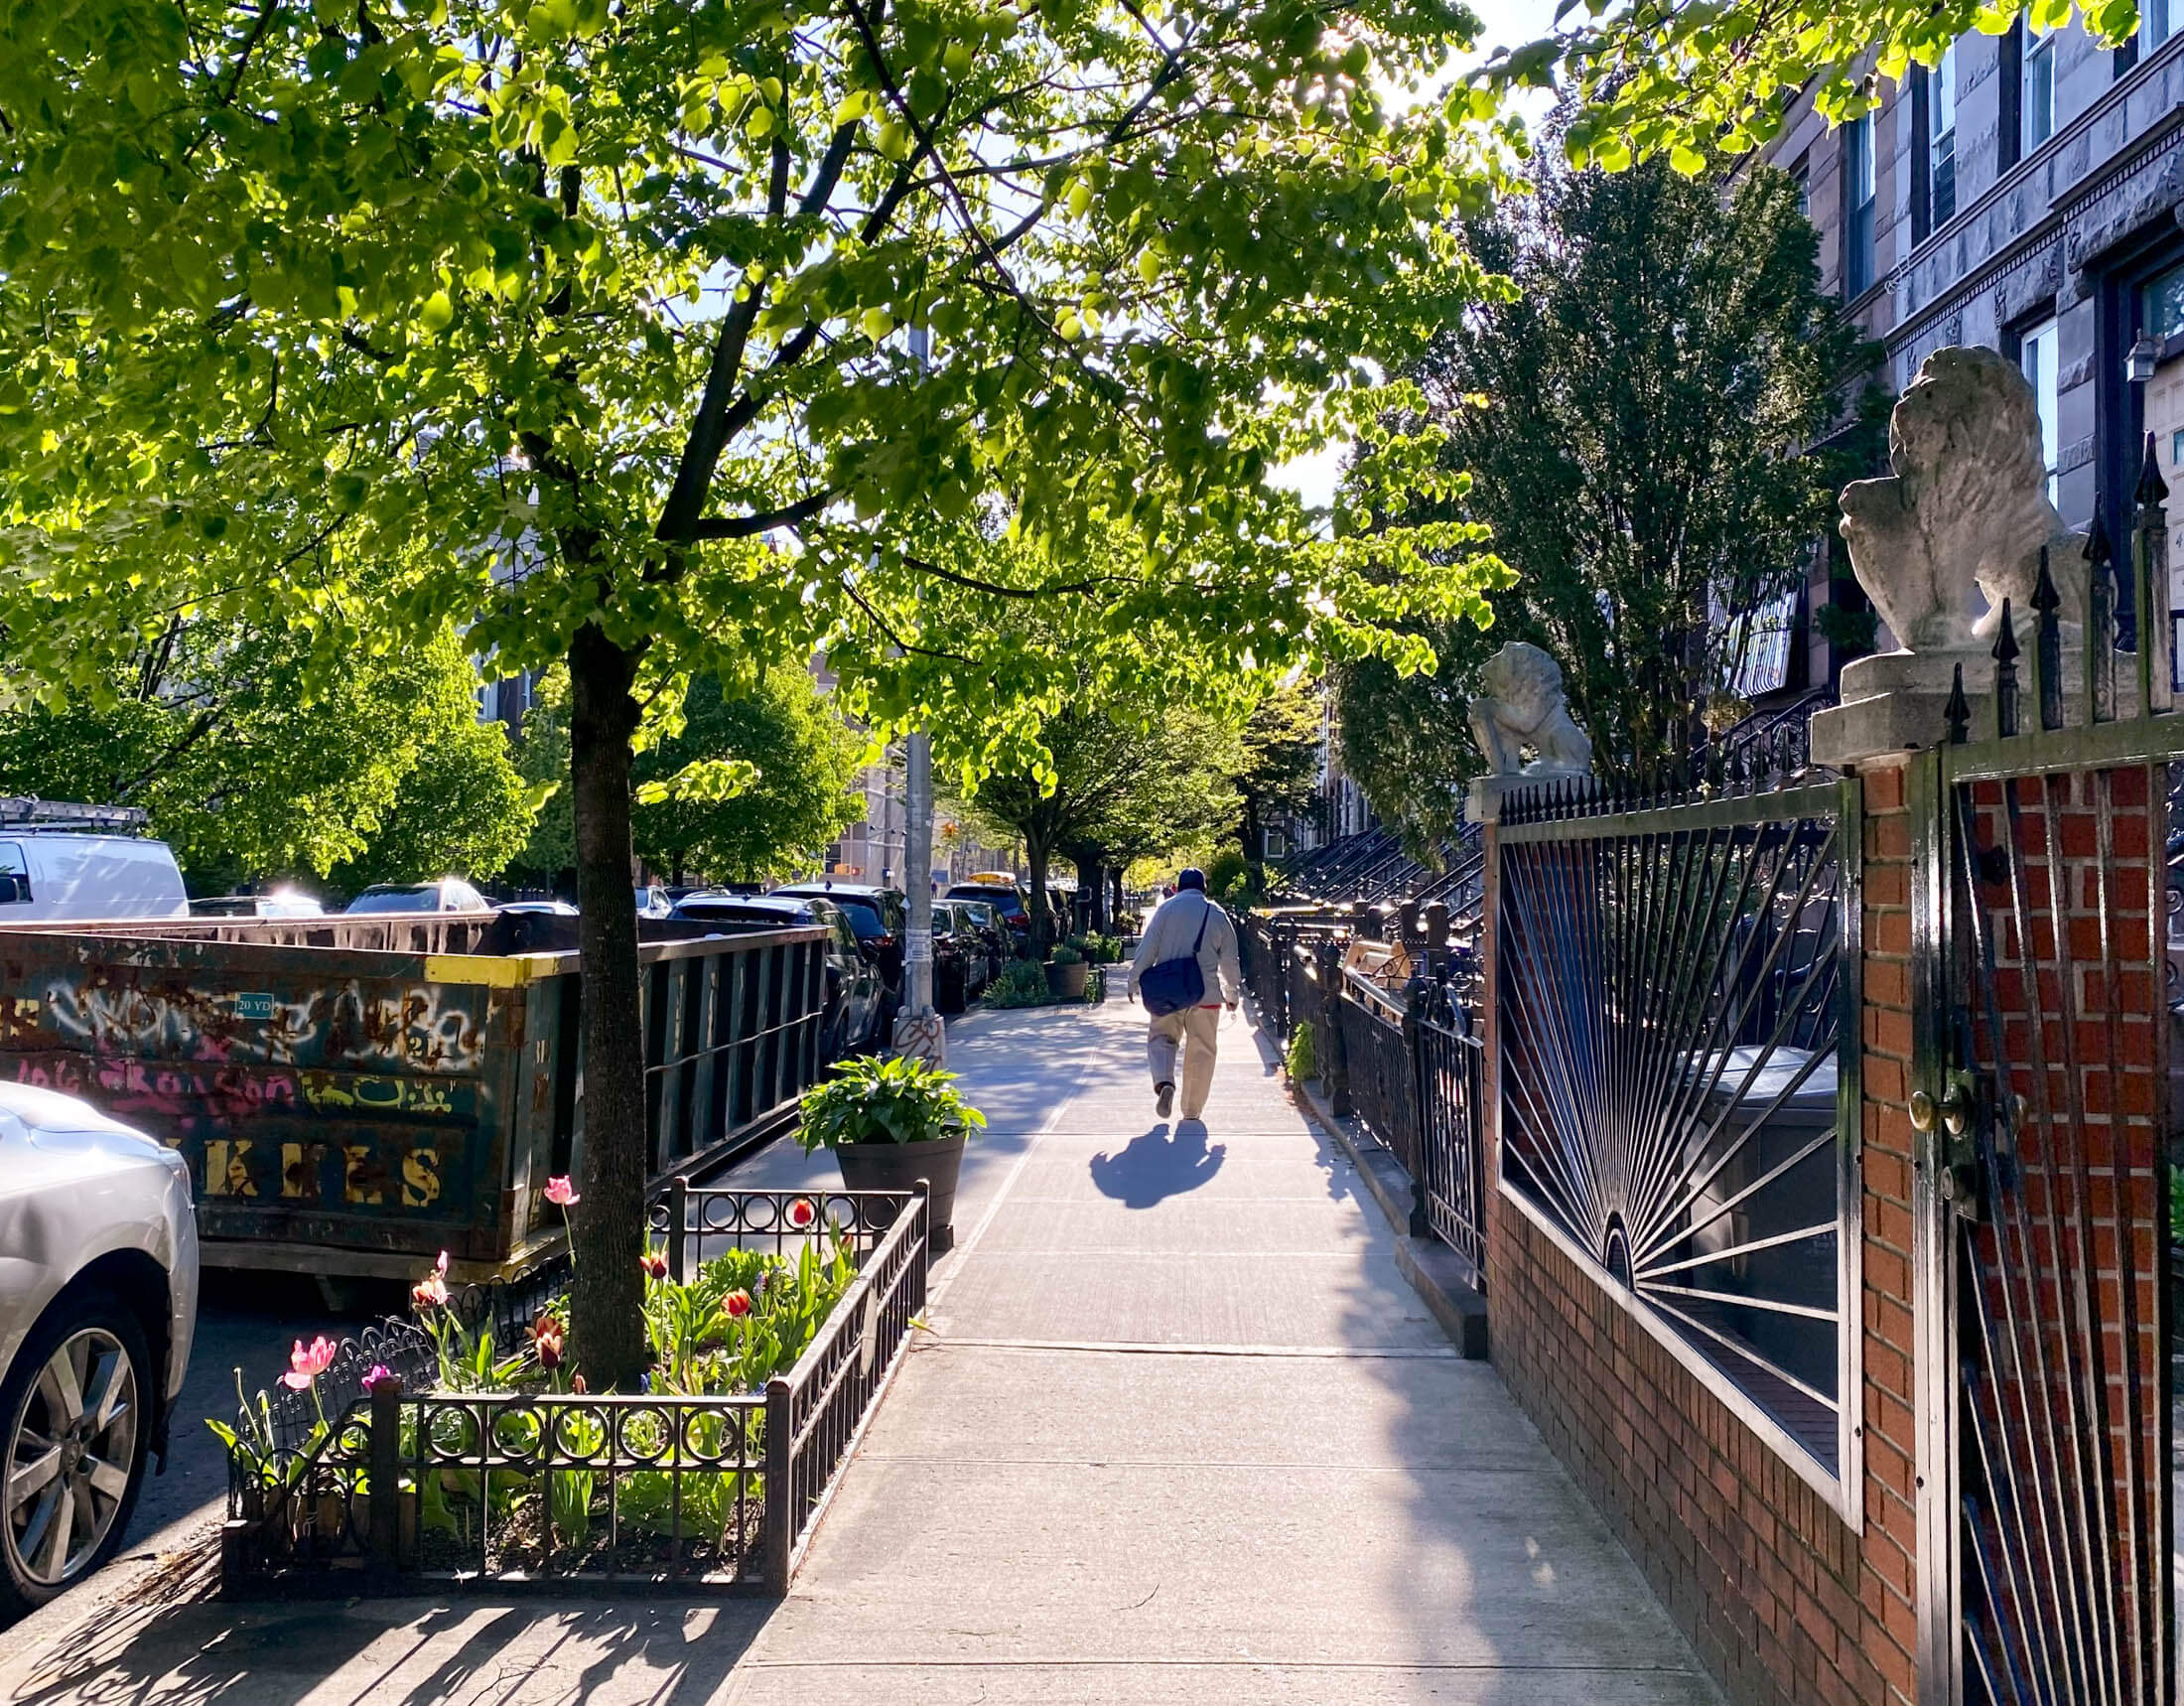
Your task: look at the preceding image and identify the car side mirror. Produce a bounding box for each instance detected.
[0,873,28,905]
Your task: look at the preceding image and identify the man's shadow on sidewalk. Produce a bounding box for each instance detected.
[1089,1122,1226,1208]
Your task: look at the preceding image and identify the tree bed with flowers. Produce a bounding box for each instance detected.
[217,1181,928,1594]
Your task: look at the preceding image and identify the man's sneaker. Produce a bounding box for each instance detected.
[1156,1081,1175,1118]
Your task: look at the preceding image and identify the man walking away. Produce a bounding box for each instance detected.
[1126,868,1241,1122]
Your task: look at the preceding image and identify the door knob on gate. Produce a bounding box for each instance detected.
[1909,1079,1974,1136]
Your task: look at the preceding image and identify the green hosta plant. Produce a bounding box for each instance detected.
[797,1056,986,1152]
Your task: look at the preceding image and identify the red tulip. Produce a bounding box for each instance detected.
[724,1290,751,1319]
[640,1249,669,1281]
[787,1198,815,1228]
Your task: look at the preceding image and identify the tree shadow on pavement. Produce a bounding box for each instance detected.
[1087,1123,1226,1208]
[1,1554,771,1706]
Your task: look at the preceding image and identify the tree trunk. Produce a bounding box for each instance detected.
[1083,859,1108,932]
[566,621,648,1391]
[1024,834,1052,954]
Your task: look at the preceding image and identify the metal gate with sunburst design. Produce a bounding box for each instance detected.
[1496,767,1863,1506]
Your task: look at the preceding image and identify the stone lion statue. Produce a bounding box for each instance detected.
[1838,346,2083,654]
[1468,641,1594,777]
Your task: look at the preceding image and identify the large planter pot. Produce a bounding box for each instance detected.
[835,1134,969,1253]
[1045,960,1089,1000]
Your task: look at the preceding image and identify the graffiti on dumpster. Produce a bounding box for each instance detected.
[195,1132,453,1211]
[30,973,488,1071]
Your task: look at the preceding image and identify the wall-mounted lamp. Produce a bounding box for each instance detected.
[2126,334,2160,384]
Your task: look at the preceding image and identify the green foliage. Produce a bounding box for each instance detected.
[1341,155,1881,847]
[796,1055,986,1152]
[986,959,1057,1009]
[1066,932,1126,964]
[0,0,1510,1377]
[2169,1169,2184,1248]
[1234,685,1325,867]
[1206,848,1259,911]
[1814,594,1881,662]
[633,668,866,884]
[1286,1020,1317,1082]
[1048,943,1084,967]
[1473,0,2136,185]
[0,619,539,892]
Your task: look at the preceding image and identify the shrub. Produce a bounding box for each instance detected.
[797,1054,986,1151]
[1285,1019,1316,1081]
[1048,943,1084,966]
[986,959,1053,1008]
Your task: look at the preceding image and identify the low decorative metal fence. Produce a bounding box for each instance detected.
[1413,983,1487,1277]
[221,1186,926,1596]
[1336,971,1421,1180]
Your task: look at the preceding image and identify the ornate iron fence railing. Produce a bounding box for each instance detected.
[220,1186,926,1595]
[1496,775,1860,1509]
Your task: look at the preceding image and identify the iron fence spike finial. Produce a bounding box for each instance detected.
[2032,546,2060,614]
[2138,430,2170,505]
[2032,546,2064,731]
[1991,598,2019,738]
[2084,508,2114,566]
[1945,662,1971,744]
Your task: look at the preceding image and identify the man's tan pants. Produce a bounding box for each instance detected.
[1148,1004,1221,1121]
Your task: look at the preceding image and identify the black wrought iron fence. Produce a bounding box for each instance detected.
[1336,972,1421,1181]
[221,1185,927,1596]
[1414,983,1487,1276]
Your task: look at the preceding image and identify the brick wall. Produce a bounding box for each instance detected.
[1483,759,1923,1706]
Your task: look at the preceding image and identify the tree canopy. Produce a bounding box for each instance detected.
[0,620,538,894]
[1475,0,2136,179]
[1232,684,1324,874]
[1339,152,1879,846]
[0,0,1511,1381]
[958,704,1240,941]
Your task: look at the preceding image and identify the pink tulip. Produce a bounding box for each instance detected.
[411,1269,450,1312]
[544,1176,580,1207]
[281,1337,337,1391]
[363,1364,394,1390]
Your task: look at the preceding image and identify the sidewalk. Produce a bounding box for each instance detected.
[0,998,1717,1706]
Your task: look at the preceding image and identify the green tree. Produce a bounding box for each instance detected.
[0,620,537,893]
[0,0,1505,1380]
[961,705,1240,947]
[1232,684,1324,877]
[633,668,866,884]
[1476,0,2134,181]
[1339,153,1878,846]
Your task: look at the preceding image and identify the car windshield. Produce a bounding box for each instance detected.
[830,900,886,937]
[344,886,440,914]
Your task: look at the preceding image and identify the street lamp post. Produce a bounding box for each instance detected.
[891,328,946,1066]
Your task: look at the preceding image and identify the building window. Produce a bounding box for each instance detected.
[2018,317,2060,502]
[2146,0,2175,51]
[2023,21,2056,155]
[1843,114,1875,296]
[2149,261,2184,342]
[1930,43,1958,228]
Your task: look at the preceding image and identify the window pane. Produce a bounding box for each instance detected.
[2024,28,2055,150]
[2149,0,2173,48]
[2148,262,2184,343]
[2019,319,2060,503]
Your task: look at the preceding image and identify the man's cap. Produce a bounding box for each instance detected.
[1177,867,1206,891]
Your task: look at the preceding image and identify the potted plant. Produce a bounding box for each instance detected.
[1045,943,1089,1000]
[798,1055,986,1249]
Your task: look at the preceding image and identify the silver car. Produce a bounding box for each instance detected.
[0,1083,199,1618]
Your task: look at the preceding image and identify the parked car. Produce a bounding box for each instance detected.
[635,885,673,920]
[952,899,1010,980]
[343,878,489,915]
[944,880,1030,946]
[769,883,908,1024]
[930,902,992,1011]
[672,891,887,1058]
[189,889,325,919]
[0,799,189,924]
[0,1083,199,1619]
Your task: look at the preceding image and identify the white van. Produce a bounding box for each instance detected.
[0,804,190,924]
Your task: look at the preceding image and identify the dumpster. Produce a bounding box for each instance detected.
[0,915,828,1281]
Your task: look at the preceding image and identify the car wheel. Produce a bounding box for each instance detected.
[0,1291,151,1619]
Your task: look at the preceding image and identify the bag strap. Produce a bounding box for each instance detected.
[1189,898,1210,955]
